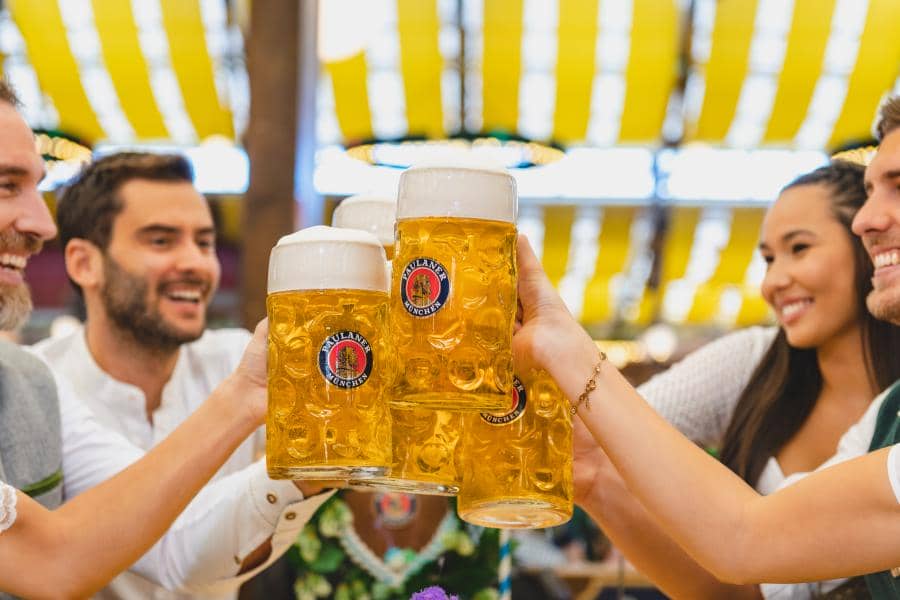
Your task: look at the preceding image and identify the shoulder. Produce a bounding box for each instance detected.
[0,340,56,384]
[29,328,82,365]
[699,326,777,357]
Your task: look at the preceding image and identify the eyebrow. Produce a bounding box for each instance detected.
[0,165,46,180]
[758,229,815,251]
[137,224,217,236]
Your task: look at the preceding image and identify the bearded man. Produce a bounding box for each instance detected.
[32,152,331,600]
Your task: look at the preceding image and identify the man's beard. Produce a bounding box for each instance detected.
[0,228,42,332]
[0,282,32,331]
[100,256,207,354]
[867,290,900,326]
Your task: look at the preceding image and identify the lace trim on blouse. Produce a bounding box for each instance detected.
[0,481,18,534]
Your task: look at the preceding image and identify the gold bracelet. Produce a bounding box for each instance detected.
[570,351,607,415]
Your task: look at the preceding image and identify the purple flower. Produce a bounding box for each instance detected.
[410,586,459,600]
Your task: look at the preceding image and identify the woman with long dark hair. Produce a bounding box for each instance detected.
[576,160,900,598]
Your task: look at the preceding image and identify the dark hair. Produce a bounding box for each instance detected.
[719,160,900,486]
[57,152,194,294]
[875,95,900,141]
[0,79,21,107]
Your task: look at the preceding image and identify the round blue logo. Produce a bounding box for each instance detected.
[400,257,450,317]
[481,377,527,425]
[318,331,373,389]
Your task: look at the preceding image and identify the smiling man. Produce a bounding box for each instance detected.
[31,152,332,600]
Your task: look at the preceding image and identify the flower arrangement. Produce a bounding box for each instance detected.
[410,585,458,600]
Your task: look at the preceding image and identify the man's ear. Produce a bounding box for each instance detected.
[65,238,104,291]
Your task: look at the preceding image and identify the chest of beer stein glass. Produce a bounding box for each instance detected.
[391,166,518,412]
[457,371,573,528]
[334,195,463,495]
[266,226,392,480]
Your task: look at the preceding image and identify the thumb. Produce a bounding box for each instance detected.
[516,235,571,320]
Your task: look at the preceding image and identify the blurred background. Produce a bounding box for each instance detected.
[2,0,899,594]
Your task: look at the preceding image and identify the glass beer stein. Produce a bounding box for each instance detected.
[334,196,462,495]
[457,371,573,528]
[391,166,518,412]
[332,194,398,259]
[266,226,392,480]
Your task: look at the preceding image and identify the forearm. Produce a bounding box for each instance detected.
[132,473,334,592]
[579,465,761,600]
[546,329,761,580]
[51,376,256,596]
[550,326,900,582]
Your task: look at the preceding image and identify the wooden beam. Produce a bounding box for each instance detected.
[240,0,304,327]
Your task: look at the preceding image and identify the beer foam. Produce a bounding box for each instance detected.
[268,225,389,293]
[398,166,517,223]
[332,195,397,247]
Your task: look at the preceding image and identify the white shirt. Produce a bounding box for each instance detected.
[0,481,15,534]
[31,327,334,600]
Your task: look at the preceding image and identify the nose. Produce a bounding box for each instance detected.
[761,258,791,305]
[852,191,892,237]
[17,187,57,241]
[175,241,210,273]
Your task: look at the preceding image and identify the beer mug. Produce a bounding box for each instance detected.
[266,226,392,480]
[392,166,518,412]
[333,196,462,495]
[352,407,463,495]
[457,371,573,528]
[332,194,398,259]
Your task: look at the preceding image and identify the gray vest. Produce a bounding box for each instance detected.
[0,340,63,509]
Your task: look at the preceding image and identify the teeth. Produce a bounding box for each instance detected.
[781,300,811,319]
[874,251,900,269]
[0,254,27,270]
[168,290,201,301]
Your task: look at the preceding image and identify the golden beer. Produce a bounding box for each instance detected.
[392,167,518,412]
[457,371,573,528]
[266,226,392,480]
[352,407,463,495]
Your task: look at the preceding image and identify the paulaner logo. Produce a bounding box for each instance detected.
[400,257,450,317]
[481,377,527,425]
[318,331,373,389]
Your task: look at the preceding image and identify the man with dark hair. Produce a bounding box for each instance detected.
[0,79,329,598]
[32,151,332,599]
[874,95,900,143]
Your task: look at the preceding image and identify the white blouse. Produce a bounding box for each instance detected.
[0,481,17,534]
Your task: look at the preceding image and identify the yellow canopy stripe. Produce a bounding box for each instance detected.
[685,207,764,323]
[482,0,524,134]
[326,53,374,142]
[828,0,900,148]
[735,288,771,326]
[91,0,169,139]
[581,206,636,324]
[9,0,105,142]
[159,0,233,139]
[397,0,445,139]
[762,0,836,143]
[633,206,700,325]
[541,205,577,288]
[619,0,679,142]
[552,0,600,143]
[689,0,759,142]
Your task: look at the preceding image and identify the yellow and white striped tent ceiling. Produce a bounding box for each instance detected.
[2,0,897,331]
[2,0,899,149]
